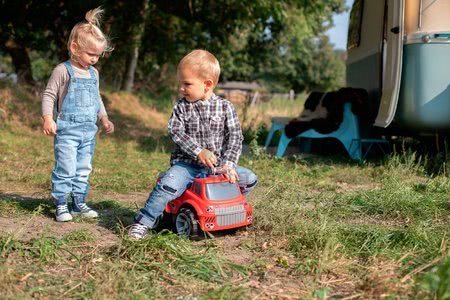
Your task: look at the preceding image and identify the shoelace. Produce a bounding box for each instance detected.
[77,203,91,211]
[130,224,148,236]
[56,204,69,214]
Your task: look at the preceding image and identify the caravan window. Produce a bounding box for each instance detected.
[347,0,364,49]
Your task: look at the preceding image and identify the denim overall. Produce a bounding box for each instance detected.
[51,61,99,206]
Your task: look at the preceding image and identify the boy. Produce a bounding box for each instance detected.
[129,49,257,239]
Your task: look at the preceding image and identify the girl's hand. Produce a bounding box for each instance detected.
[198,149,217,168]
[42,116,57,136]
[101,117,114,134]
[222,165,239,183]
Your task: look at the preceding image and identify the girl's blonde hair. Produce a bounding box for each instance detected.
[177,50,221,86]
[67,7,113,57]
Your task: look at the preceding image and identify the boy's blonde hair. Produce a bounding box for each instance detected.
[177,50,221,86]
[67,7,113,57]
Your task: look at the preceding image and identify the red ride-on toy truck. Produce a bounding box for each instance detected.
[158,167,253,238]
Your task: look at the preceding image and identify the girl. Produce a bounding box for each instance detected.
[41,7,114,222]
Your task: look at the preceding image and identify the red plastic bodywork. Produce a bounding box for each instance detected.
[164,175,253,232]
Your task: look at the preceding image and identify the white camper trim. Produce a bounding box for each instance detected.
[374,0,405,128]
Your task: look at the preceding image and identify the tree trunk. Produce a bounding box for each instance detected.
[121,0,149,92]
[5,38,35,86]
[122,47,139,92]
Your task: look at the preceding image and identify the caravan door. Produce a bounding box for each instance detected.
[374,0,405,127]
[346,0,385,125]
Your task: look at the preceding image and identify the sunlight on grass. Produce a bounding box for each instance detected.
[119,232,248,282]
[0,230,249,299]
[1,98,449,298]
[237,95,306,130]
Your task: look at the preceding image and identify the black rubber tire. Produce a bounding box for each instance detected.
[153,212,172,231]
[175,208,199,238]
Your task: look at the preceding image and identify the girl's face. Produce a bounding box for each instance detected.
[177,66,213,102]
[71,42,104,70]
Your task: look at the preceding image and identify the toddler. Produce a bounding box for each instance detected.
[41,7,114,222]
[129,49,258,239]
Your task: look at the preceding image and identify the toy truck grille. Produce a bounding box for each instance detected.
[215,205,246,226]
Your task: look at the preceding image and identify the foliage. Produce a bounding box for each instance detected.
[417,256,450,299]
[0,0,347,93]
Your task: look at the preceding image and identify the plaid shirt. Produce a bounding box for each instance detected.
[168,94,243,168]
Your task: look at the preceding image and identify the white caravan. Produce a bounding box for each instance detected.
[346,0,450,134]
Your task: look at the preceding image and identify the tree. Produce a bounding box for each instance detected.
[132,0,346,91]
[0,1,42,85]
[0,0,347,94]
[245,1,346,92]
[0,0,102,85]
[120,0,150,92]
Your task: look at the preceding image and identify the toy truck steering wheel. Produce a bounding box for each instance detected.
[210,167,229,176]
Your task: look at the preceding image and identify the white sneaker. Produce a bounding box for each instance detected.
[55,204,73,222]
[129,223,149,240]
[71,202,98,218]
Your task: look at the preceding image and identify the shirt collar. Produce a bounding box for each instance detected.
[187,93,215,106]
[200,93,216,105]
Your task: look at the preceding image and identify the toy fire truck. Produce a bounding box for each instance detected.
[159,167,253,238]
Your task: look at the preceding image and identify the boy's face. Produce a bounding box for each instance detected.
[177,66,213,102]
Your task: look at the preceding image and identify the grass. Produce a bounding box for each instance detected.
[1,84,449,298]
[237,95,307,128]
[0,228,247,299]
[416,256,450,299]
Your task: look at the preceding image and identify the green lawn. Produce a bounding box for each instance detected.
[0,82,449,299]
[1,123,449,299]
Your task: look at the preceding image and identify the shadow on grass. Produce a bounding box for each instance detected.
[0,193,54,218]
[0,194,137,233]
[137,135,173,153]
[270,138,391,166]
[92,200,137,231]
[0,194,256,241]
[102,107,173,154]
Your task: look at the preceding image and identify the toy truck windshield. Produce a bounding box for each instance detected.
[205,182,241,200]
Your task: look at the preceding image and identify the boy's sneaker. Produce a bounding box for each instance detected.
[55,204,73,222]
[129,223,149,240]
[71,202,98,218]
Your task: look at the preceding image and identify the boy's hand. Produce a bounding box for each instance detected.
[222,165,239,183]
[198,149,217,168]
[42,115,57,136]
[101,117,114,134]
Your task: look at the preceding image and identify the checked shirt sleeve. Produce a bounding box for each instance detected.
[168,102,203,158]
[222,102,243,168]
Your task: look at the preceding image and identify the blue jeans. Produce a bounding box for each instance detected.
[51,120,97,205]
[135,162,258,228]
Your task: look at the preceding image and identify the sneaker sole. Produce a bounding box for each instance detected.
[129,233,146,240]
[71,211,98,218]
[55,214,73,222]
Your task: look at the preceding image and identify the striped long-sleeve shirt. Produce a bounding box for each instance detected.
[168,94,243,168]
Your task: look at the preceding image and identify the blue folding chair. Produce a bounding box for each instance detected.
[264,117,293,149]
[265,103,362,161]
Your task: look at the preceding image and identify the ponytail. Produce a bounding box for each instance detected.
[67,7,113,57]
[85,7,103,27]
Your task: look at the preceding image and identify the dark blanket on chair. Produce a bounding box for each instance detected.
[284,87,370,139]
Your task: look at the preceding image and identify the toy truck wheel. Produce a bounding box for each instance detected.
[175,208,199,238]
[153,212,171,230]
